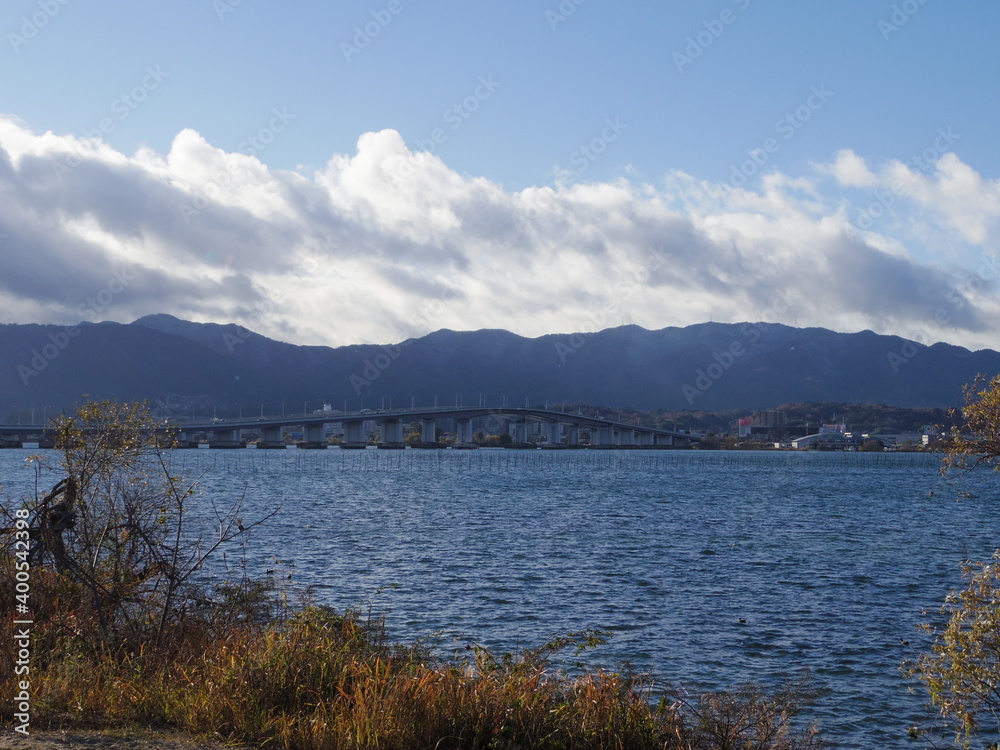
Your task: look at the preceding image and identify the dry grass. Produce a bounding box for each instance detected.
[1,585,823,750]
[4,596,680,749]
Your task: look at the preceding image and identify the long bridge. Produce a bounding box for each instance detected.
[0,407,699,450]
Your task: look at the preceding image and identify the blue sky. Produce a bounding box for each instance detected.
[2,0,999,351]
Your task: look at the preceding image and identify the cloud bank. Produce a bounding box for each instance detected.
[0,116,997,351]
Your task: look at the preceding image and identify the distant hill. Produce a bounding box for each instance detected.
[0,314,998,419]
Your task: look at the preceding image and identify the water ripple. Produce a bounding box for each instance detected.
[4,448,1000,748]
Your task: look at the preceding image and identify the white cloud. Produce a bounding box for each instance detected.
[0,117,997,351]
[826,148,876,188]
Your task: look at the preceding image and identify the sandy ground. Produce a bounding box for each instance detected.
[0,729,247,750]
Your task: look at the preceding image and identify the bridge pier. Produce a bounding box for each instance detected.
[343,421,366,449]
[378,419,405,449]
[260,426,285,449]
[300,423,326,449]
[541,422,564,448]
[454,418,477,449]
[205,429,244,449]
[422,419,436,442]
[594,426,616,449]
[566,426,585,448]
[411,418,442,449]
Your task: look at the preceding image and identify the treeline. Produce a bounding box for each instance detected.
[769,402,958,435]
[552,401,960,436]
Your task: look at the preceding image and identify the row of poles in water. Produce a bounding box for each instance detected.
[169,447,941,475]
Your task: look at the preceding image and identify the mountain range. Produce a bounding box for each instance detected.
[1,314,998,419]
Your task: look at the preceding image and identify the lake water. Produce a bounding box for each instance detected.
[4,447,1000,748]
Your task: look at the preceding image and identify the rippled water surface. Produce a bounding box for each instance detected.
[5,448,1000,748]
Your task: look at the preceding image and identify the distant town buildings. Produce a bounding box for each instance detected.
[739,410,937,450]
[737,410,787,441]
